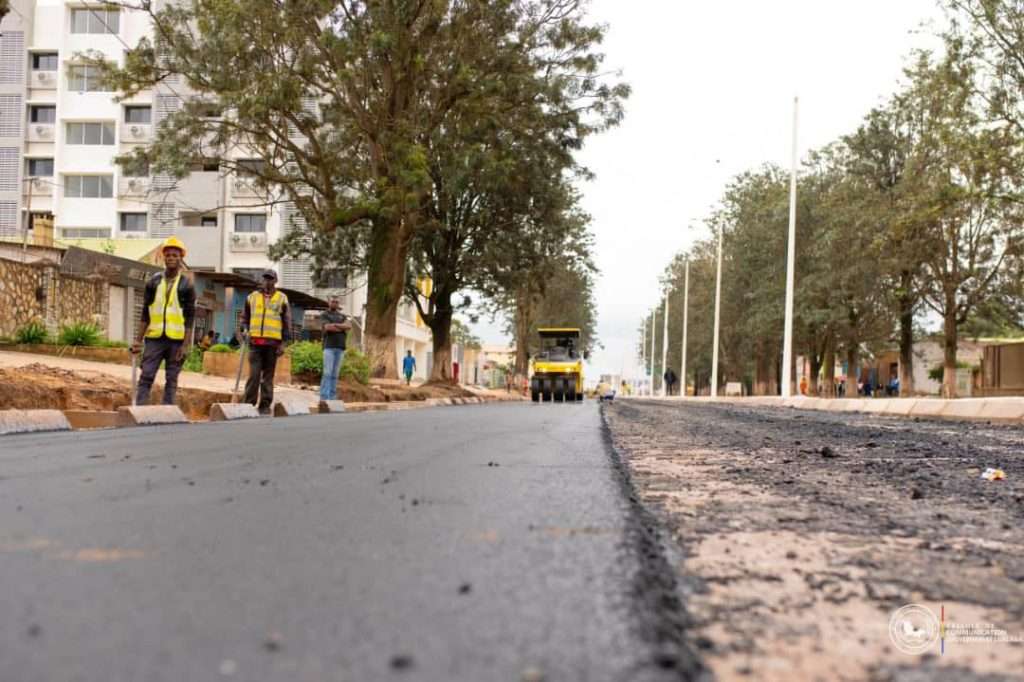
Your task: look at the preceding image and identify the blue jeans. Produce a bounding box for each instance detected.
[320,347,344,400]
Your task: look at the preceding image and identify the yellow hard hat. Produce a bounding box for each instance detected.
[161,236,187,258]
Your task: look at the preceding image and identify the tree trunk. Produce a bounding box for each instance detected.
[898,273,915,396]
[942,305,958,399]
[513,286,533,375]
[845,345,859,398]
[807,348,822,397]
[754,345,770,396]
[364,217,411,379]
[427,291,454,383]
[822,335,836,398]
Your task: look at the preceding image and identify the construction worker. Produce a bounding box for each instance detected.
[131,237,195,405]
[240,269,291,414]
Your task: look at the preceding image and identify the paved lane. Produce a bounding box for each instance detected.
[0,403,699,682]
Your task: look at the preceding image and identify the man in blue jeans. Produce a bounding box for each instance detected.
[402,350,416,385]
[319,296,352,401]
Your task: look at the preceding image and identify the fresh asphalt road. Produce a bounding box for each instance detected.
[0,403,697,682]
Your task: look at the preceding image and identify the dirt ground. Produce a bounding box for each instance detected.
[292,374,479,403]
[0,364,231,420]
[604,400,1024,682]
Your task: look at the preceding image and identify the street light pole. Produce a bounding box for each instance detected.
[660,295,669,397]
[640,315,647,396]
[782,96,799,398]
[711,223,723,397]
[681,259,689,397]
[649,308,657,396]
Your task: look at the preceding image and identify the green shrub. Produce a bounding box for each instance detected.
[14,321,48,345]
[340,348,370,385]
[182,345,204,373]
[207,343,235,353]
[288,340,323,376]
[57,322,101,347]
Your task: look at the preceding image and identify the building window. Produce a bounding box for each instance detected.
[124,106,151,123]
[189,159,220,173]
[236,159,265,177]
[201,216,217,227]
[66,122,115,145]
[65,175,114,199]
[317,269,347,289]
[29,105,56,123]
[26,158,54,177]
[233,268,265,282]
[31,53,58,71]
[67,65,110,92]
[234,214,266,233]
[71,8,120,35]
[120,213,147,233]
[61,227,112,239]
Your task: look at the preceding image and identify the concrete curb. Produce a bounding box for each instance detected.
[0,409,71,436]
[626,395,1024,424]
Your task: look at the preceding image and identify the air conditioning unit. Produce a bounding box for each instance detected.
[130,125,141,136]
[37,71,50,82]
[31,177,46,188]
[34,125,52,138]
[229,232,267,252]
[122,232,145,239]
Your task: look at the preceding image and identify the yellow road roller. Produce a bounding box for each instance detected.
[530,328,586,402]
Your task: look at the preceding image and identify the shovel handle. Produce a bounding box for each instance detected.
[130,348,138,407]
[232,334,249,403]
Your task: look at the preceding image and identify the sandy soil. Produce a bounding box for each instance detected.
[604,400,1024,682]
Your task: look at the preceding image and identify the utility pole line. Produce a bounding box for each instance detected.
[681,259,689,398]
[649,308,657,396]
[711,223,723,397]
[640,316,646,396]
[661,295,669,397]
[782,96,799,398]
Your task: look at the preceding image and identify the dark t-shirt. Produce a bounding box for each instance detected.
[320,310,348,349]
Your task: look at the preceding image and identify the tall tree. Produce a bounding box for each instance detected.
[103,0,619,378]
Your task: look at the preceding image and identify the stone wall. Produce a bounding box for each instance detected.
[0,257,107,339]
[55,273,106,331]
[0,258,45,337]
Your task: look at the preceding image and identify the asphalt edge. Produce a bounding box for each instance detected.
[598,402,710,682]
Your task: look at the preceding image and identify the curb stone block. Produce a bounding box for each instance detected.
[880,399,919,416]
[938,400,986,421]
[0,409,71,436]
[210,403,261,421]
[860,400,888,414]
[273,398,311,417]
[909,399,947,418]
[116,405,188,426]
[977,399,1024,422]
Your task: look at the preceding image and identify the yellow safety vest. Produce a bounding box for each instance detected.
[146,273,185,340]
[248,290,287,341]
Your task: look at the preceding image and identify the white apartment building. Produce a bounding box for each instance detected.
[0,1,433,375]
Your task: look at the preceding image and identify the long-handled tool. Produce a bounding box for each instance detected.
[130,348,138,406]
[231,333,249,403]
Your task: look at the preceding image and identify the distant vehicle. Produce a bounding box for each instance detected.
[530,328,587,403]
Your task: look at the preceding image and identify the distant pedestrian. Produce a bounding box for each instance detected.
[131,237,195,406]
[319,296,351,402]
[240,269,291,415]
[452,360,460,385]
[663,368,678,396]
[199,329,217,350]
[402,350,416,386]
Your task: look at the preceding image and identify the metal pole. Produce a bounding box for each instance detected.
[681,259,689,397]
[782,96,799,398]
[661,295,669,397]
[640,316,646,395]
[649,309,657,396]
[711,224,723,397]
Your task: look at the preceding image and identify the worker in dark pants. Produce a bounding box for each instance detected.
[240,269,291,414]
[131,237,195,405]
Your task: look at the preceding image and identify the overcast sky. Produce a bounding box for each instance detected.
[468,0,943,376]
